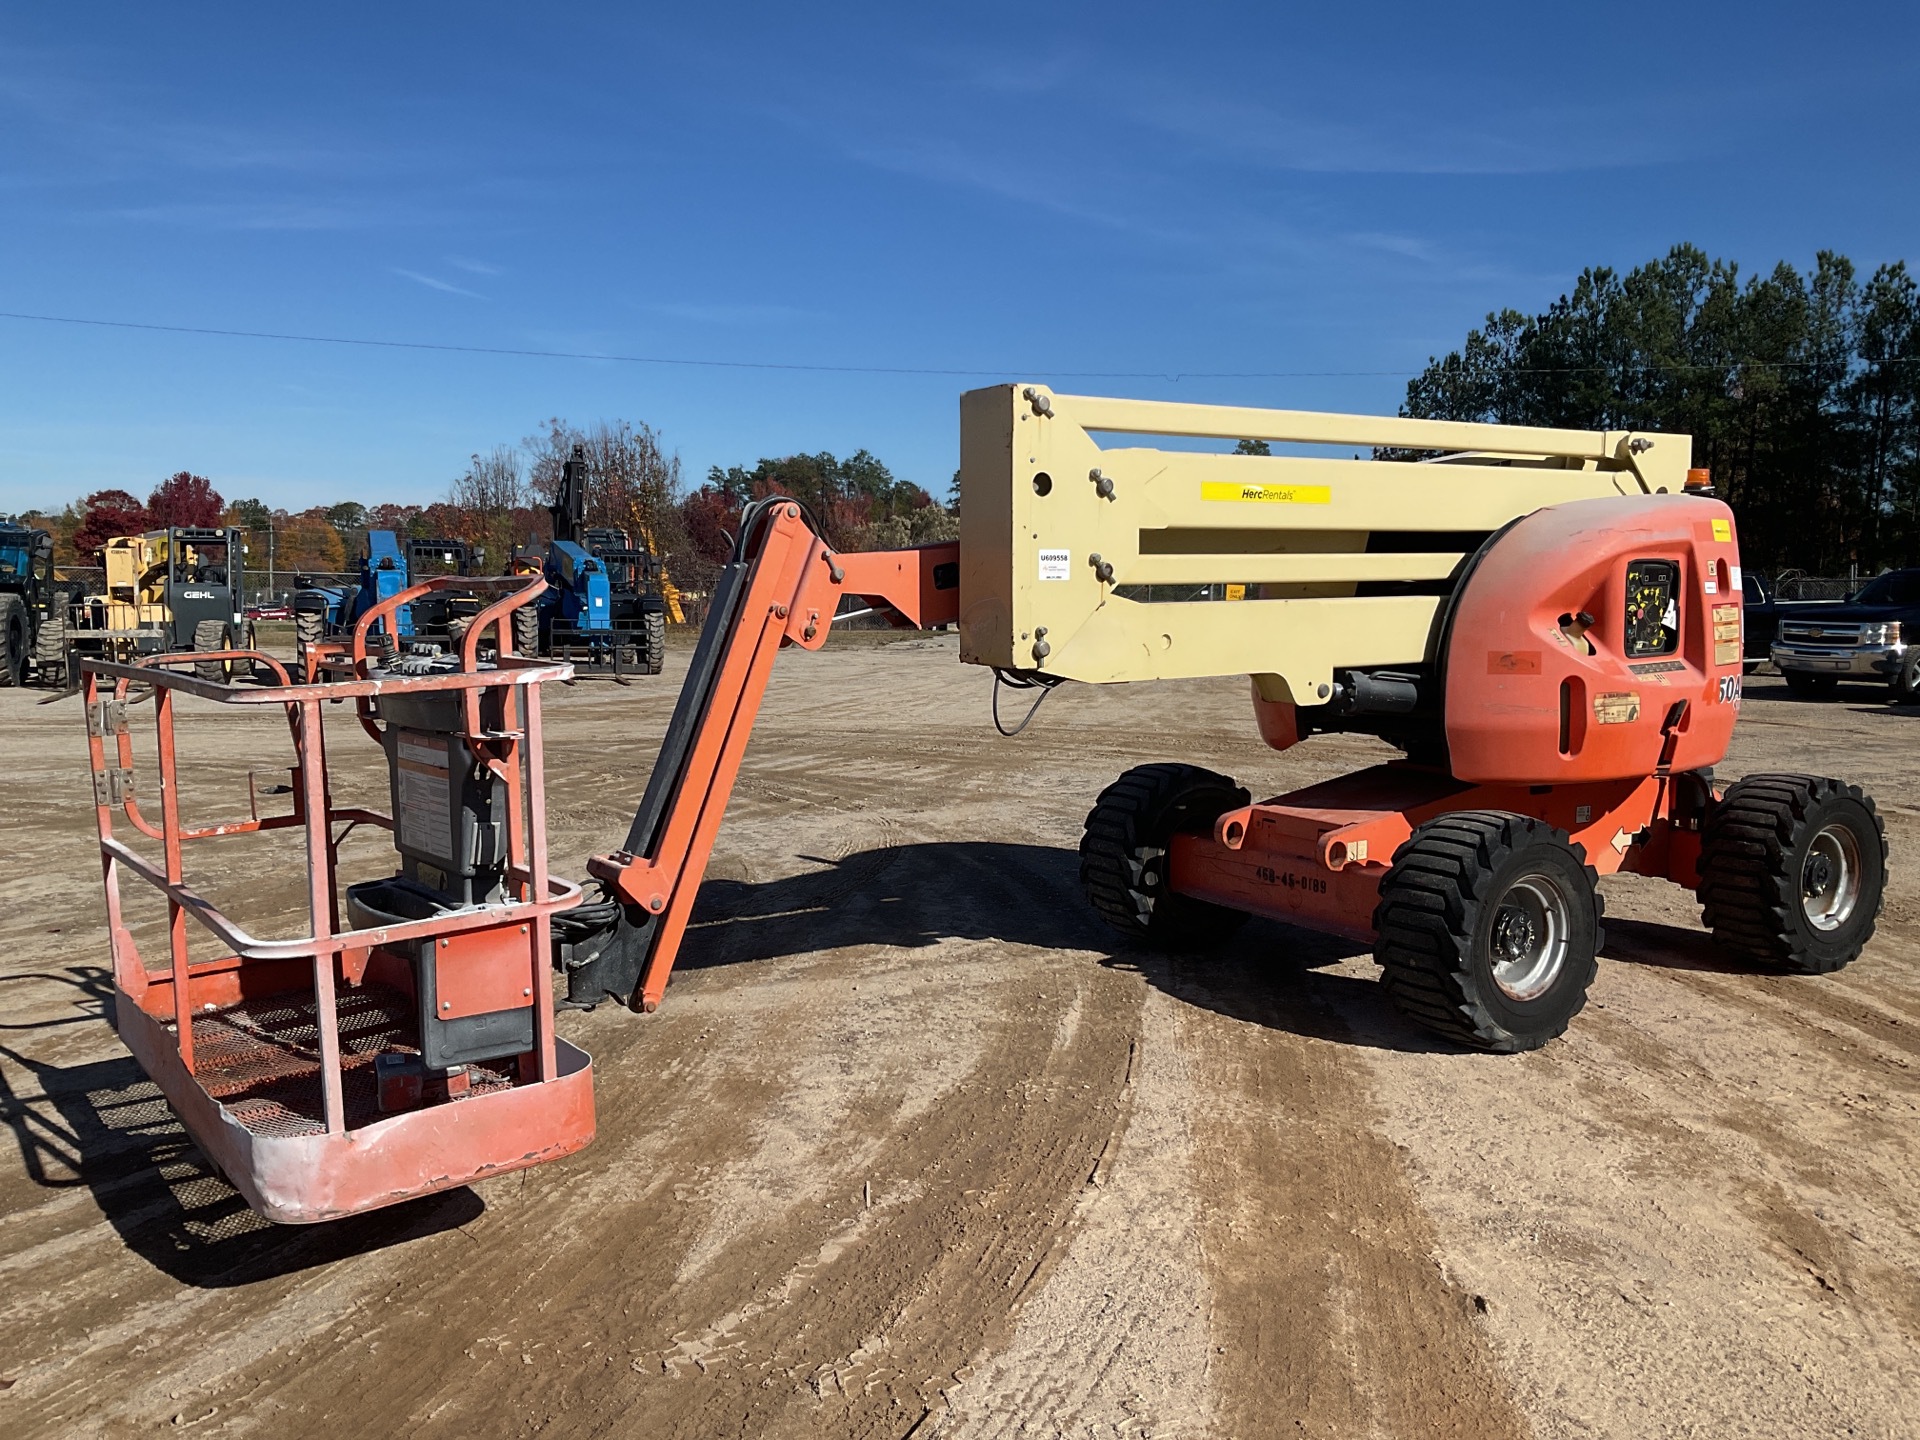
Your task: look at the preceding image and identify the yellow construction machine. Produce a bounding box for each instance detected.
[67,526,252,681]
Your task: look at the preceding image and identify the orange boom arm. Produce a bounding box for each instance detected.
[557,499,958,1012]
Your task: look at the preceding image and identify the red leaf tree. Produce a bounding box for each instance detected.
[148,471,225,529]
[72,490,152,560]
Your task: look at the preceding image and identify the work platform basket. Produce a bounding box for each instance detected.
[79,578,594,1223]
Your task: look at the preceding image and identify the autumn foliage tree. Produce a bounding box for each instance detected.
[148,471,225,528]
[72,490,152,559]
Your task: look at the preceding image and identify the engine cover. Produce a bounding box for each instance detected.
[1444,494,1742,785]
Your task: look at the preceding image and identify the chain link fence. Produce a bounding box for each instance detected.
[55,566,362,608]
[1773,572,1865,601]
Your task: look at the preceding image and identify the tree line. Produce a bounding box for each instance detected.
[1398,244,1919,572]
[11,422,955,598]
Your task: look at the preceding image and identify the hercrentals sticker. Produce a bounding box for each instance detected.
[1201,481,1331,505]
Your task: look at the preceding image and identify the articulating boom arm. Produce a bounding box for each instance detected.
[549,443,590,549]
[555,498,959,1010]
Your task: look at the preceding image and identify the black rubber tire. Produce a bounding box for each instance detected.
[0,594,27,687]
[511,604,539,657]
[638,609,666,675]
[1889,650,1920,705]
[192,618,232,683]
[1372,811,1604,1053]
[1784,671,1838,700]
[234,620,256,680]
[32,608,67,688]
[294,609,325,678]
[1698,774,1887,974]
[1079,763,1251,950]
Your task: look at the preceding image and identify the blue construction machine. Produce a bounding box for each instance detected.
[293,530,483,671]
[510,445,667,678]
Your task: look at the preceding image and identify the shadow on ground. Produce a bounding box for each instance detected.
[0,966,479,1288]
[9,848,1769,1280]
[679,839,1456,1054]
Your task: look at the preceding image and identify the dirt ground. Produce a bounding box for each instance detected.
[2,637,1917,1439]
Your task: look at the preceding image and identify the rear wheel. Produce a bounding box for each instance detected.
[1698,774,1886,974]
[1784,671,1838,700]
[638,610,666,675]
[1079,763,1251,951]
[1373,811,1603,1053]
[0,595,25,687]
[192,619,233,683]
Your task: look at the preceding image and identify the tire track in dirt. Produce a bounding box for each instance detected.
[1161,943,1528,1440]
[929,990,1217,1439]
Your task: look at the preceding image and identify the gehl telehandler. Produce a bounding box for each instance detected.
[76,388,1886,1222]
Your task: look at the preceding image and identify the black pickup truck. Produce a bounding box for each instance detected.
[1769,567,1920,702]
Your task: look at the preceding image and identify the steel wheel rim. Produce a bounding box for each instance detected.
[1801,823,1861,932]
[1490,872,1571,1002]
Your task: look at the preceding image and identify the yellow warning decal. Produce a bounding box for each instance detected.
[1202,481,1332,505]
[1711,518,1732,541]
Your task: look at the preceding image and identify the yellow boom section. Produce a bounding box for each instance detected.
[956,385,1693,706]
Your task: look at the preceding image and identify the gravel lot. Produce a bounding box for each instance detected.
[2,637,1916,1438]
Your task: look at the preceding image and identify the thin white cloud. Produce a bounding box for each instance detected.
[393,268,485,299]
[446,256,503,276]
[638,299,816,327]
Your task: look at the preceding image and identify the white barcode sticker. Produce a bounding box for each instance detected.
[1730,565,1743,591]
[1038,549,1071,581]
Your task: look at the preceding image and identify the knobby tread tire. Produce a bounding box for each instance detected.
[639,609,666,675]
[1078,762,1251,951]
[511,604,539,657]
[32,608,66,687]
[1698,773,1887,974]
[192,618,230,684]
[1372,810,1604,1053]
[0,593,26,686]
[294,610,325,678]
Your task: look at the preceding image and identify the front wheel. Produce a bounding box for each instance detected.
[0,595,26,687]
[1080,763,1251,951]
[1890,650,1920,705]
[294,608,326,675]
[192,618,233,683]
[638,609,666,675]
[1698,774,1887,974]
[32,609,67,688]
[511,603,539,657]
[1373,812,1604,1053]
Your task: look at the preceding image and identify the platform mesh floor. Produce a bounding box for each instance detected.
[179,983,514,1137]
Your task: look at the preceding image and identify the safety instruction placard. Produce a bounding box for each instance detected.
[1594,692,1642,725]
[1202,481,1331,505]
[395,732,455,862]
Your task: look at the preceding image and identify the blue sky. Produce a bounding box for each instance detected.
[2,2,1916,514]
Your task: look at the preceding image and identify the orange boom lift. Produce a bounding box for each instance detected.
[78,391,1887,1222]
